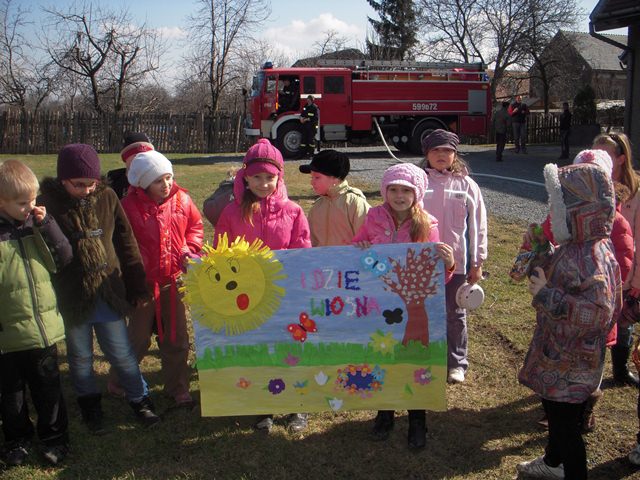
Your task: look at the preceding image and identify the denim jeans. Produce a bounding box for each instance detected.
[65,301,147,402]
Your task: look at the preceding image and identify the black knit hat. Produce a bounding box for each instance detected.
[57,143,101,180]
[299,149,350,180]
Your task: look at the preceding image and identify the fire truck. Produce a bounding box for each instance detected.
[244,59,491,158]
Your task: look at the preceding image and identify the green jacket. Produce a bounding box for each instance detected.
[0,214,72,353]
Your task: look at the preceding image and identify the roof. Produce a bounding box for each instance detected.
[590,0,640,31]
[558,31,627,71]
[292,48,367,68]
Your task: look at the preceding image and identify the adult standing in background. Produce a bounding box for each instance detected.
[493,102,510,162]
[509,95,530,154]
[559,102,572,160]
[300,95,319,158]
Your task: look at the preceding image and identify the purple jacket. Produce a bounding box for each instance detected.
[423,167,487,274]
[215,170,311,250]
[518,164,622,403]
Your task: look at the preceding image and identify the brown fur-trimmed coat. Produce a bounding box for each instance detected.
[38,178,149,325]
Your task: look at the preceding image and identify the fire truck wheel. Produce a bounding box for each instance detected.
[276,123,303,159]
[410,121,444,155]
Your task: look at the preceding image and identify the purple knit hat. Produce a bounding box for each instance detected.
[381,163,429,208]
[421,129,460,155]
[57,143,101,180]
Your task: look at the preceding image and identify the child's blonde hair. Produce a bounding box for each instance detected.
[593,133,638,194]
[409,204,432,242]
[241,188,261,225]
[0,160,39,200]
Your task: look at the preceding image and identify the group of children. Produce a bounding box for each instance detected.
[514,132,640,480]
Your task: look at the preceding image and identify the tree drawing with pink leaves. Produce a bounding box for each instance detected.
[379,246,441,346]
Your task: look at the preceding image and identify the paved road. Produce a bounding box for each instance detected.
[292,144,572,225]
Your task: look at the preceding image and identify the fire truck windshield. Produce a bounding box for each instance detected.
[250,72,265,97]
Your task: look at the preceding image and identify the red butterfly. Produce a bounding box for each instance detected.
[287,312,317,342]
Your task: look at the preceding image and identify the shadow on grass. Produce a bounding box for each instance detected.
[45,391,560,479]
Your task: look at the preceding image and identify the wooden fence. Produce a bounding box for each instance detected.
[0,110,252,154]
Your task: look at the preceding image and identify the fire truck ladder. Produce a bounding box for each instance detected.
[315,59,487,71]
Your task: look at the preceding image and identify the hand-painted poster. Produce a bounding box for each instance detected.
[183,235,447,416]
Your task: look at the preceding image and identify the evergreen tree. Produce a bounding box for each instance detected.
[367,0,417,60]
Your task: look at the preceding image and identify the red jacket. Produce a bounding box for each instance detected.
[122,182,204,341]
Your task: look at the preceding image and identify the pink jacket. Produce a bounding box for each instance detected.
[215,170,311,250]
[352,204,452,282]
[620,188,640,290]
[423,167,487,274]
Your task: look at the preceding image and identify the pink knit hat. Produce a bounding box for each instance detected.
[242,138,284,177]
[572,149,613,175]
[381,163,428,208]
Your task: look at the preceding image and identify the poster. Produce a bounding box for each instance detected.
[183,235,447,416]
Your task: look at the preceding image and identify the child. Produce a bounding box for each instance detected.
[299,149,370,246]
[106,132,155,199]
[38,143,160,434]
[216,138,311,432]
[118,150,203,408]
[419,129,487,384]
[517,162,621,480]
[352,162,455,449]
[593,132,640,387]
[0,160,73,466]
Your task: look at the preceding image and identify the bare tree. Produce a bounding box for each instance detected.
[183,0,270,114]
[0,0,55,114]
[521,0,579,112]
[312,29,349,56]
[417,0,580,104]
[43,2,164,114]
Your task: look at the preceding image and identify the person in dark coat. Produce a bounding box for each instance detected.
[300,95,319,158]
[106,132,154,199]
[38,144,160,434]
[559,102,572,159]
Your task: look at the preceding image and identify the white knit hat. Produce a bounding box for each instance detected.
[127,151,173,189]
[572,149,613,176]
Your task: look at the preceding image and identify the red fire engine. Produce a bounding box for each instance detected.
[244,59,491,158]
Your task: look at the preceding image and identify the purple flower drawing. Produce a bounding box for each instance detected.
[268,378,286,395]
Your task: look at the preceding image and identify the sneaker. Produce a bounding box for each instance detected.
[447,367,465,384]
[4,443,29,467]
[372,410,394,441]
[516,456,564,479]
[254,415,274,431]
[129,396,161,427]
[41,444,69,466]
[629,443,640,466]
[286,413,308,433]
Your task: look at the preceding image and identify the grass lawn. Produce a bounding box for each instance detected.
[0,152,638,479]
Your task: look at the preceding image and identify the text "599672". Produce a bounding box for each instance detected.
[412,103,438,111]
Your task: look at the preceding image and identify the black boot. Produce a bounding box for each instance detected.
[129,396,161,427]
[77,393,106,435]
[372,410,394,441]
[612,344,640,387]
[407,410,427,449]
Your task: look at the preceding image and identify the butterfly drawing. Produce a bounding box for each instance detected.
[361,250,391,277]
[287,312,318,342]
[383,308,403,325]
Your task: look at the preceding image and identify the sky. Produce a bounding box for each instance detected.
[19,0,626,86]
[21,0,620,61]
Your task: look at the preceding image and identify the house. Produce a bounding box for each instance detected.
[528,30,627,104]
[489,69,530,104]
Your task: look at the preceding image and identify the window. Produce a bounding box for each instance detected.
[266,75,276,93]
[324,76,344,94]
[303,77,316,94]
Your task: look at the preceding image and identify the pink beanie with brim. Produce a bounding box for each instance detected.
[244,161,281,177]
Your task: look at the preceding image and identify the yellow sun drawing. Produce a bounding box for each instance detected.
[182,233,287,336]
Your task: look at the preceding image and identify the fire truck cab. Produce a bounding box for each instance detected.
[245,60,491,158]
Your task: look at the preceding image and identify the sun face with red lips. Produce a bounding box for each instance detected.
[182,234,286,336]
